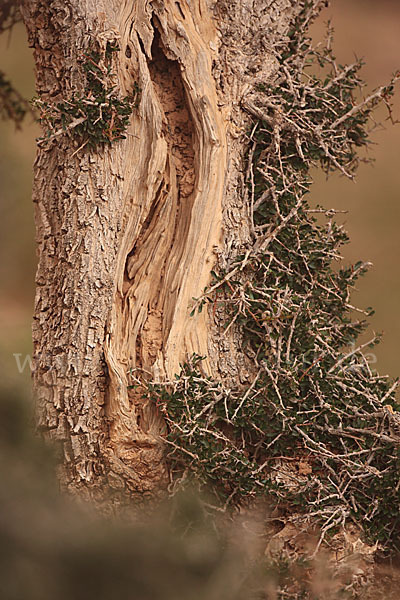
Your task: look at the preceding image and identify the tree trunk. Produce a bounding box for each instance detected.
[21,0,297,505]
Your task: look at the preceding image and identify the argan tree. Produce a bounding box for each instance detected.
[13,0,400,558]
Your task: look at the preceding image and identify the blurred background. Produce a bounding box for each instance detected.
[0,0,399,401]
[0,19,38,400]
[310,0,400,381]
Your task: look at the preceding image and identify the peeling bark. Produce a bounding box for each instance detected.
[22,0,297,504]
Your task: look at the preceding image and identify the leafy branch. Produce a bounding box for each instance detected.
[34,42,139,150]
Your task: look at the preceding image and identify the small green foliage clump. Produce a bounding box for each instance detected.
[34,42,139,149]
[148,1,400,553]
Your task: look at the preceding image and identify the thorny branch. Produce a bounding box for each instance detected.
[146,0,400,556]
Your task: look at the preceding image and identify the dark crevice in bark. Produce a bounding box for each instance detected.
[148,24,196,201]
[175,2,185,20]
[136,31,147,58]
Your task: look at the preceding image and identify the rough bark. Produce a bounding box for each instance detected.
[22,0,297,505]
